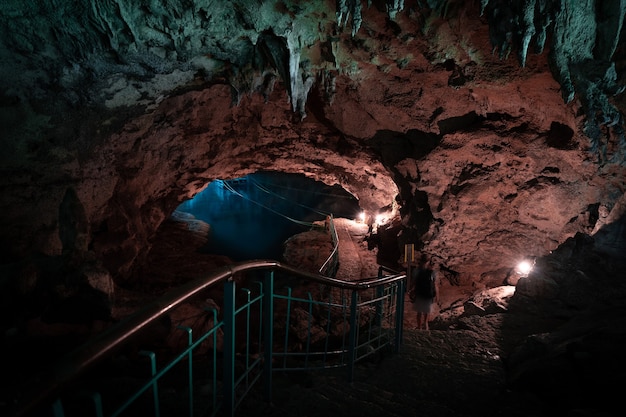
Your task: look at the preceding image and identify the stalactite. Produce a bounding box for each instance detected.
[336,0,349,28]
[469,0,624,162]
[386,0,405,20]
[480,0,489,16]
[286,29,302,114]
[534,0,552,54]
[335,0,405,34]
[517,0,536,67]
[336,0,363,36]
[485,2,515,60]
[483,0,548,65]
[573,60,626,163]
[351,1,362,37]
[286,30,316,120]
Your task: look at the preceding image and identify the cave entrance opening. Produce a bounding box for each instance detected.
[176,171,361,261]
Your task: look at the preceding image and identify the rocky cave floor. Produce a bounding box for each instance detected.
[238,328,533,417]
[124,215,618,417]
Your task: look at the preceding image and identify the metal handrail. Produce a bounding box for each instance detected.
[11,259,406,417]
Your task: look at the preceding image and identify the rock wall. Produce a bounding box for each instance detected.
[0,1,624,287]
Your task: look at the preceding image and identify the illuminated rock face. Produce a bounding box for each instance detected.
[0,1,624,287]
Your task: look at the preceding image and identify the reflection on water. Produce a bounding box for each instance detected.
[176,172,360,261]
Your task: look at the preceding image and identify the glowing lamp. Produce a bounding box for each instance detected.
[359,211,366,222]
[516,260,533,276]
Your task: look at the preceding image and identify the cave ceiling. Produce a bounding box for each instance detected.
[0,0,625,283]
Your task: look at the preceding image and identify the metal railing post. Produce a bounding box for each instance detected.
[177,326,194,417]
[375,285,383,328]
[262,270,274,403]
[138,351,160,417]
[51,398,64,417]
[223,279,236,417]
[90,392,104,417]
[395,278,405,353]
[347,289,359,382]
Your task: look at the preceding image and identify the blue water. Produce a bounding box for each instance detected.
[176,172,360,261]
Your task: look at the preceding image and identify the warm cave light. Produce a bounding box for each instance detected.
[516,260,533,276]
[375,214,387,225]
[359,211,366,222]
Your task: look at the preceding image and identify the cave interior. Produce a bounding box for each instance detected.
[1,1,626,416]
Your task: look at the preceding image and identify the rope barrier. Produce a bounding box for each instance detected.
[249,176,356,200]
[221,180,316,227]
[248,177,331,217]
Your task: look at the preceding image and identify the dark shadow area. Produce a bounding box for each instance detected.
[367,129,441,166]
[546,121,576,149]
[498,212,626,415]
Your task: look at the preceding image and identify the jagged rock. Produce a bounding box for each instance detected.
[463,300,487,316]
[515,273,560,300]
[462,286,514,317]
[83,262,116,303]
